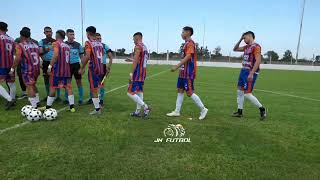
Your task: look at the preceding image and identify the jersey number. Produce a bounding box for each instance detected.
[65,51,70,63]
[30,52,39,66]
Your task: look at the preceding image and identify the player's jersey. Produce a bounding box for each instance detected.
[85,39,105,75]
[132,42,148,82]
[179,39,197,80]
[39,38,55,61]
[242,43,261,72]
[52,40,71,77]
[65,41,84,64]
[17,41,40,76]
[102,43,111,65]
[0,33,15,68]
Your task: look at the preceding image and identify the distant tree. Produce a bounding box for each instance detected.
[116,48,126,56]
[316,55,320,62]
[212,46,222,57]
[264,50,279,61]
[282,50,293,61]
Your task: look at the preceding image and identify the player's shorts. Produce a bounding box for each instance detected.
[88,70,103,90]
[42,61,50,76]
[177,77,194,96]
[237,68,258,94]
[49,75,72,89]
[22,73,39,85]
[70,62,82,80]
[128,81,144,94]
[0,68,15,83]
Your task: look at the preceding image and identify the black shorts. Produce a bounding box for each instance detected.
[70,62,82,80]
[42,61,50,76]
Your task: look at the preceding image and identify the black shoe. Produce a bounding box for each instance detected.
[130,112,141,117]
[41,97,47,102]
[87,99,93,105]
[5,101,15,110]
[232,109,243,118]
[260,107,267,120]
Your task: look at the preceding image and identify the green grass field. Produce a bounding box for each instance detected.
[0,64,319,179]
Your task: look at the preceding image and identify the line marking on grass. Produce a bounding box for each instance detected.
[0,69,169,135]
[255,89,320,102]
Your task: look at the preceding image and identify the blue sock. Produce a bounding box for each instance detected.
[57,89,61,98]
[78,86,84,101]
[64,90,68,101]
[100,88,105,100]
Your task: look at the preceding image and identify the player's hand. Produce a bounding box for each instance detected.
[47,65,52,75]
[171,65,178,72]
[129,73,133,81]
[247,73,254,82]
[9,68,15,75]
[78,68,85,75]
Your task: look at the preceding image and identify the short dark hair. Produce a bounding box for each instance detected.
[95,33,101,36]
[56,30,66,39]
[20,29,31,38]
[66,29,74,33]
[86,26,96,35]
[183,26,193,36]
[133,32,143,37]
[244,31,255,39]
[21,27,30,32]
[44,26,52,31]
[0,22,8,31]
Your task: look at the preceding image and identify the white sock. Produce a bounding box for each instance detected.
[7,83,16,100]
[92,98,100,110]
[68,95,75,105]
[47,96,55,106]
[245,93,263,108]
[175,93,184,112]
[136,92,144,113]
[190,93,205,110]
[127,93,148,109]
[28,97,37,108]
[0,85,12,101]
[237,90,244,109]
[35,93,40,103]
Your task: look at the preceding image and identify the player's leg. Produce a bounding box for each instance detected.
[46,76,57,109]
[0,83,13,109]
[74,63,84,105]
[27,85,37,108]
[99,85,105,106]
[65,79,75,112]
[17,64,27,98]
[167,78,185,117]
[186,79,208,120]
[134,92,143,114]
[127,81,150,117]
[7,81,16,103]
[88,71,101,115]
[233,70,245,117]
[42,61,50,100]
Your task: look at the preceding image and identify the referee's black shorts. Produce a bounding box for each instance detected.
[70,62,82,80]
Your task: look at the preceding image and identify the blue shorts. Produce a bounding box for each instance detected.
[237,68,258,93]
[22,73,39,85]
[0,68,15,83]
[177,78,194,96]
[50,75,72,89]
[128,81,144,94]
[88,70,103,90]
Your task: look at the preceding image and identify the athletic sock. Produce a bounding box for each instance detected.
[0,85,12,101]
[190,93,205,110]
[127,93,147,109]
[136,92,144,113]
[78,86,84,101]
[68,95,75,106]
[100,88,105,101]
[28,97,38,108]
[244,93,263,108]
[175,93,184,112]
[56,89,61,98]
[237,90,244,109]
[7,82,16,100]
[46,96,55,108]
[35,93,40,103]
[45,83,49,96]
[92,98,100,111]
[64,90,68,101]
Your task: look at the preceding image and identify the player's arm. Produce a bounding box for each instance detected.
[248,46,262,81]
[107,50,113,69]
[233,34,246,52]
[130,47,140,80]
[79,42,91,74]
[10,44,22,74]
[48,42,59,74]
[171,43,193,72]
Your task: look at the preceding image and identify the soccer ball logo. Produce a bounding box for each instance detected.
[163,124,186,137]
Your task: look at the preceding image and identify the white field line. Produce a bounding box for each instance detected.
[255,89,320,102]
[0,70,169,135]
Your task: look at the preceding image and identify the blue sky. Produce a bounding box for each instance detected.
[1,0,319,58]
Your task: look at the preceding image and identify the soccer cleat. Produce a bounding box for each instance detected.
[232,109,243,118]
[199,107,208,120]
[166,111,180,117]
[89,109,101,115]
[130,112,141,117]
[260,107,267,120]
[143,108,152,118]
[70,108,76,113]
[4,101,15,110]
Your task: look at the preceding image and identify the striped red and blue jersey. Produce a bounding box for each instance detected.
[242,43,261,73]
[85,40,105,75]
[52,41,71,77]
[17,41,40,76]
[179,39,197,80]
[132,43,148,82]
[0,33,15,68]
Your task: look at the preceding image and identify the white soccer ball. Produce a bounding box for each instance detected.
[43,108,58,121]
[26,109,42,122]
[21,105,33,117]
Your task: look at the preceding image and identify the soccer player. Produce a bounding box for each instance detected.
[64,29,84,105]
[15,27,38,99]
[0,22,16,110]
[45,30,75,112]
[166,26,208,120]
[126,32,151,117]
[10,28,40,108]
[79,26,105,115]
[232,31,267,120]
[95,32,113,106]
[39,26,61,101]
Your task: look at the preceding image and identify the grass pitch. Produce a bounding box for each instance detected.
[0,64,319,179]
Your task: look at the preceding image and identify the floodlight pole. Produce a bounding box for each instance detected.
[157,16,159,54]
[295,0,306,64]
[81,0,84,45]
